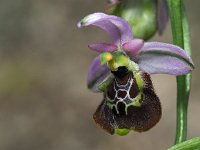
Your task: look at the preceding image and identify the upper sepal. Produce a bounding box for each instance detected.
[77,12,133,45]
[135,42,194,75]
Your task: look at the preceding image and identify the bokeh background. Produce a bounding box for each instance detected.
[0,0,199,150]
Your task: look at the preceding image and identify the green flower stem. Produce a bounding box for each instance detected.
[168,137,200,150]
[167,0,192,144]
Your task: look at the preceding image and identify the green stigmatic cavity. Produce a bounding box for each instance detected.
[115,128,130,136]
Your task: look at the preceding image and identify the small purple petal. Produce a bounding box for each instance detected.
[122,39,144,59]
[77,12,133,45]
[157,0,168,34]
[88,43,117,53]
[135,42,194,75]
[87,56,111,92]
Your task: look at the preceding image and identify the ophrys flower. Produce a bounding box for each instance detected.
[78,12,194,136]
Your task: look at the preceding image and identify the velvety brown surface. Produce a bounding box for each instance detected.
[0,0,199,150]
[94,71,161,134]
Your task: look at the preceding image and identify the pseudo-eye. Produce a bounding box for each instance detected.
[77,13,194,136]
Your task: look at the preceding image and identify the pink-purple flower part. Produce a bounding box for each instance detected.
[78,12,194,92]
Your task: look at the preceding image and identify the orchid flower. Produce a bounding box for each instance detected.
[77,13,194,136]
[108,0,168,40]
[78,12,193,92]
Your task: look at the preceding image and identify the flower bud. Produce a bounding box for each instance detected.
[108,0,168,40]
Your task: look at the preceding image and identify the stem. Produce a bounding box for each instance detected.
[168,137,200,150]
[167,0,192,144]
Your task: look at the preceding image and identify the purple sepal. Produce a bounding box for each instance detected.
[77,13,133,45]
[122,39,144,59]
[87,56,111,92]
[88,43,117,53]
[135,42,194,75]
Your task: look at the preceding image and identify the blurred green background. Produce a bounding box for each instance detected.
[0,0,199,150]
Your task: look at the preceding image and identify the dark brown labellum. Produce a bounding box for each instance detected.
[93,70,161,134]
